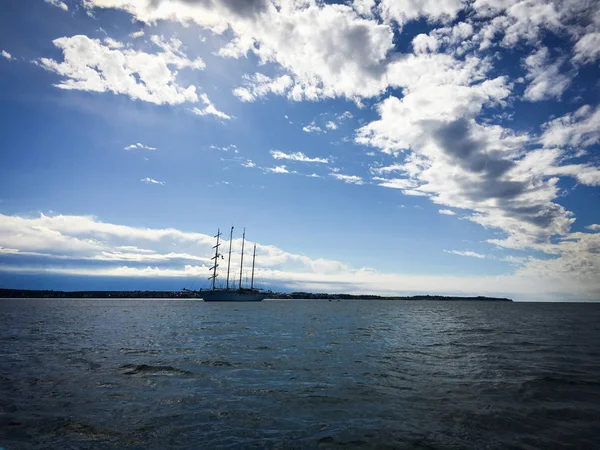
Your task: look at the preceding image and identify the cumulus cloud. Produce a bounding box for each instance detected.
[338,111,353,120]
[125,143,156,151]
[472,0,563,47]
[1,50,13,60]
[38,35,204,105]
[354,34,600,256]
[523,47,571,101]
[232,73,293,102]
[18,1,600,300]
[270,150,328,163]
[379,0,467,26]
[302,122,323,133]
[2,212,598,299]
[45,0,68,11]
[79,0,600,105]
[412,33,439,54]
[541,105,600,149]
[84,0,395,102]
[573,32,600,64]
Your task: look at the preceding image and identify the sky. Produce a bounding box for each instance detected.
[0,0,599,301]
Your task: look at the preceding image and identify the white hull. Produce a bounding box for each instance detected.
[201,291,265,302]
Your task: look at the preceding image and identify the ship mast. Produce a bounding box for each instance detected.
[251,243,256,290]
[208,229,222,290]
[226,226,234,289]
[238,228,246,290]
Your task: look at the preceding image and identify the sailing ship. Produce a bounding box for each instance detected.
[199,227,267,302]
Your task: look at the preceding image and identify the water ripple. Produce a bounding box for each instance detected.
[1,299,600,449]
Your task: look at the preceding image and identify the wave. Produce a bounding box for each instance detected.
[119,348,161,355]
[119,364,194,376]
[521,375,600,388]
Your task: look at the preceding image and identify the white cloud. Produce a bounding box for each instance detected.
[337,111,353,121]
[472,0,563,47]
[22,0,598,301]
[359,114,599,266]
[38,34,204,105]
[509,230,600,296]
[45,0,68,11]
[330,173,364,185]
[439,209,456,215]
[370,164,406,175]
[352,0,375,17]
[305,111,353,134]
[125,143,156,151]
[190,94,231,120]
[103,37,123,49]
[541,105,600,149]
[444,250,486,259]
[586,224,600,231]
[270,150,328,163]
[0,213,215,244]
[130,30,145,39]
[1,213,598,300]
[209,144,238,152]
[1,50,13,61]
[353,37,600,256]
[242,160,256,168]
[573,32,600,64]
[141,177,165,185]
[79,0,600,109]
[372,177,416,190]
[428,21,475,54]
[412,33,439,54]
[302,122,323,133]
[378,0,467,26]
[233,73,293,102]
[84,0,395,102]
[265,165,290,174]
[523,47,571,101]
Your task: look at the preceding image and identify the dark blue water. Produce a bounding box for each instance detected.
[1,299,599,449]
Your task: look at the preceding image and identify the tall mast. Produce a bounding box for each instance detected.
[238,228,246,290]
[226,226,234,289]
[251,243,256,290]
[208,229,222,290]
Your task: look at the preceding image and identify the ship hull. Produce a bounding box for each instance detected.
[201,291,265,302]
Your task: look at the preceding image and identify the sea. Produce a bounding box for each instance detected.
[1,299,599,449]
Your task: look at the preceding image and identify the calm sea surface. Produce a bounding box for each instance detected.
[1,299,599,449]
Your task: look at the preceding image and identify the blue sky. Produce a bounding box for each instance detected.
[0,0,599,301]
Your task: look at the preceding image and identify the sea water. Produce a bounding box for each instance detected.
[1,299,599,449]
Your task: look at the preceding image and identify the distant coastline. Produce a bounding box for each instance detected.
[0,288,512,301]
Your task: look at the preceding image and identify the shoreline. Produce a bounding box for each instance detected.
[0,288,513,302]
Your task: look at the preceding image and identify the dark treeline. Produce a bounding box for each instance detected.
[0,288,512,301]
[272,292,512,301]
